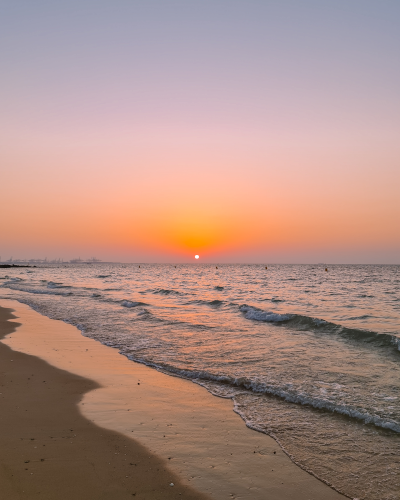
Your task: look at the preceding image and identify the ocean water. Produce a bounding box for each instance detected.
[1,263,399,500]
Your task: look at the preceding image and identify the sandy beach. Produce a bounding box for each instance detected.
[0,304,207,500]
[0,300,346,500]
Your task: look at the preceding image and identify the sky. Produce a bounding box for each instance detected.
[1,0,399,263]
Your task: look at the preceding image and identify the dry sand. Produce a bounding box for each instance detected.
[0,300,347,499]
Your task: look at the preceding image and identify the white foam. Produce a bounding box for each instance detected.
[121,300,140,308]
[239,305,291,322]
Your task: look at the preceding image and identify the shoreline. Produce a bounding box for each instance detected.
[0,300,346,499]
[0,304,207,500]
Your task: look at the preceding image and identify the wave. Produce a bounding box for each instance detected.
[240,305,291,322]
[187,299,225,307]
[151,288,183,295]
[239,305,400,353]
[47,281,72,289]
[214,286,224,291]
[124,358,400,434]
[96,274,111,278]
[120,300,147,308]
[207,299,223,306]
[3,284,73,296]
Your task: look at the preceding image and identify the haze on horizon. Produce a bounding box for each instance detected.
[1,1,399,264]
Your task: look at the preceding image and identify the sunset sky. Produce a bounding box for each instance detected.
[1,1,399,263]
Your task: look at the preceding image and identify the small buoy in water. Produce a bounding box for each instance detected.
[175,266,176,268]
[216,266,218,269]
[325,268,328,272]
[265,266,267,270]
[139,265,140,268]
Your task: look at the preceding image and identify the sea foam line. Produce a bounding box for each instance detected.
[119,353,400,434]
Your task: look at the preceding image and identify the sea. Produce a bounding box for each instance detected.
[1,263,399,500]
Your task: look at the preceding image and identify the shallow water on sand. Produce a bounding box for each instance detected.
[1,263,400,500]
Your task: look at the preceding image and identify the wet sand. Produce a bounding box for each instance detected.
[0,300,347,499]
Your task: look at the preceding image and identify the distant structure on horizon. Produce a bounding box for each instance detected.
[0,257,102,264]
[69,257,102,263]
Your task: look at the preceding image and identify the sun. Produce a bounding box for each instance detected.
[195,255,199,259]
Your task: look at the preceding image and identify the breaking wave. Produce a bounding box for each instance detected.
[239,305,400,353]
[120,300,147,308]
[240,305,291,322]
